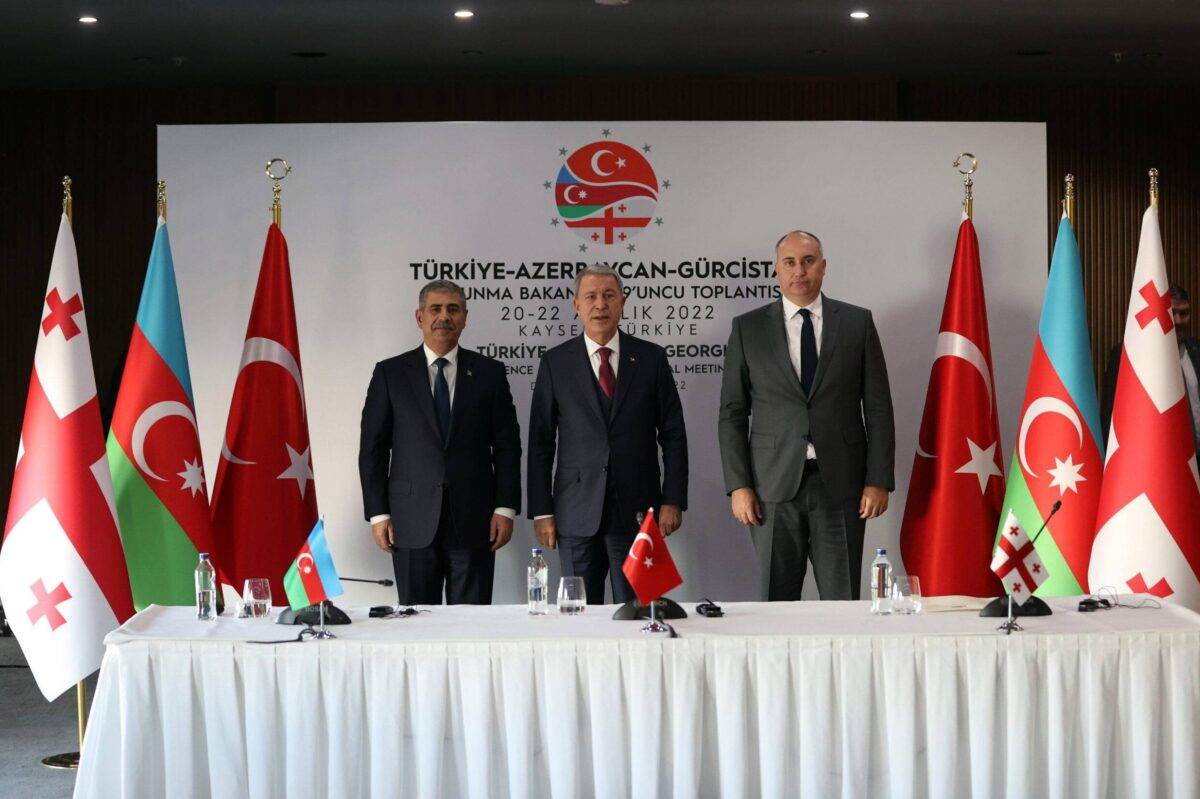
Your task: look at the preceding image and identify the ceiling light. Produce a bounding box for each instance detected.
[850,10,869,20]
[78,15,98,24]
[454,9,474,19]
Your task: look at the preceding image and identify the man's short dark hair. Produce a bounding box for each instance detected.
[774,230,823,256]
[1169,283,1190,302]
[418,279,467,310]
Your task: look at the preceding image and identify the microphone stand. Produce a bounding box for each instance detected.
[980,500,1062,620]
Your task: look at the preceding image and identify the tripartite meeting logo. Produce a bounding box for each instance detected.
[547,131,667,252]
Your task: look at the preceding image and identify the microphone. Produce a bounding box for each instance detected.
[1028,500,1063,546]
[340,577,395,586]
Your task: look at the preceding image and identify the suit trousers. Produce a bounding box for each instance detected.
[753,463,865,601]
[557,483,637,605]
[391,491,495,605]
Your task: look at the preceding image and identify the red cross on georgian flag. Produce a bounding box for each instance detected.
[990,510,1049,602]
[0,214,135,700]
[1089,204,1200,609]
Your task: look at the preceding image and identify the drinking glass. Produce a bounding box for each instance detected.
[891,575,922,614]
[557,576,587,614]
[242,578,272,618]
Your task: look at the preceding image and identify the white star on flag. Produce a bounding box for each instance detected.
[643,557,654,568]
[177,458,206,498]
[955,437,1004,493]
[277,444,313,499]
[1046,453,1086,496]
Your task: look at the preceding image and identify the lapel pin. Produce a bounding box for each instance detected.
[467,370,473,377]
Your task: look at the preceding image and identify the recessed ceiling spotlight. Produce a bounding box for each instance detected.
[78,15,98,24]
[850,10,870,20]
[454,9,474,19]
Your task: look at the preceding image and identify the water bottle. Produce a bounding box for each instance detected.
[527,548,549,615]
[195,553,217,621]
[870,548,893,615]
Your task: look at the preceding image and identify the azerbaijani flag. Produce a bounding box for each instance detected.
[283,519,343,610]
[996,215,1103,595]
[107,219,214,609]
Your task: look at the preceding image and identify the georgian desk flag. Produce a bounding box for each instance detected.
[283,519,343,610]
[0,214,135,700]
[996,215,1103,595]
[1089,204,1200,608]
[899,215,1005,596]
[991,509,1050,603]
[210,223,318,600]
[621,508,682,605]
[107,218,215,609]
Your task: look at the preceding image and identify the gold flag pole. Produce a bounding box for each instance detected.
[43,176,88,771]
[157,180,168,221]
[265,157,291,227]
[1149,167,1160,207]
[1063,174,1076,226]
[953,153,977,218]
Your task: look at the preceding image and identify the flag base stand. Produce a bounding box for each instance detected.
[293,601,339,640]
[979,595,1052,618]
[277,600,351,627]
[41,753,79,770]
[42,681,87,770]
[612,596,687,621]
[640,598,672,635]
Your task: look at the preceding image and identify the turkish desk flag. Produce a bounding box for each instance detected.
[1089,204,1200,608]
[899,215,1005,597]
[210,224,317,599]
[621,508,682,605]
[0,214,135,700]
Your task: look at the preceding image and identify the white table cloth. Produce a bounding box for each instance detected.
[75,598,1200,799]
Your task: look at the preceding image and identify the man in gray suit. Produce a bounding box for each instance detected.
[718,230,895,600]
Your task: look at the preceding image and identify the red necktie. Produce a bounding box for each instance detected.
[597,346,616,398]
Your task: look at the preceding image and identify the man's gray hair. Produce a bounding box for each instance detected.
[573,263,624,294]
[418,279,467,309]
[774,230,824,257]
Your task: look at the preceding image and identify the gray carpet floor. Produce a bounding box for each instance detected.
[0,636,94,799]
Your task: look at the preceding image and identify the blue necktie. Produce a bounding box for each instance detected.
[434,357,451,443]
[799,308,817,395]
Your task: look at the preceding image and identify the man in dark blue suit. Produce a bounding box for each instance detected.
[527,265,688,604]
[359,280,522,605]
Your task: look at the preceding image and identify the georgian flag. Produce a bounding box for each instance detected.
[991,509,1049,602]
[0,215,134,700]
[1089,204,1200,608]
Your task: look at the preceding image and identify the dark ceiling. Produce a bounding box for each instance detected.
[2,0,1199,89]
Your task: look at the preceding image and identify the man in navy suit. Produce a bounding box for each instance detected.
[359,280,522,605]
[527,265,688,604]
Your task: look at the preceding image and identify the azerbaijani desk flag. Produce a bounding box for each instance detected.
[283,519,343,610]
[107,219,215,609]
[621,508,682,605]
[995,215,1102,595]
[991,509,1050,602]
[0,213,135,700]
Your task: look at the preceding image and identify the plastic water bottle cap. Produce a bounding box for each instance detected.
[876,548,886,555]
[199,553,210,560]
[531,547,543,555]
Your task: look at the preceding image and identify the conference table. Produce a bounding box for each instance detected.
[74,597,1199,799]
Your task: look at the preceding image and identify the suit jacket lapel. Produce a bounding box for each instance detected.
[570,336,608,426]
[767,300,806,400]
[404,348,442,442]
[609,331,641,421]
[809,295,840,398]
[447,348,474,445]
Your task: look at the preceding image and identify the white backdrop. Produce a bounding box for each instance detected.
[158,121,1046,606]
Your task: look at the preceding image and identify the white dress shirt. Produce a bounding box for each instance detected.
[370,344,515,526]
[781,294,823,460]
[534,333,620,521]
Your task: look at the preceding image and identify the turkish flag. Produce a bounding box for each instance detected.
[621,508,682,605]
[1089,205,1200,609]
[210,224,317,599]
[0,214,134,700]
[899,216,1005,597]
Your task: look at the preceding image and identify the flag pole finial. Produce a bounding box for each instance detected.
[1149,168,1160,206]
[953,153,977,218]
[61,176,73,224]
[265,157,292,227]
[156,180,167,221]
[1063,174,1076,226]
